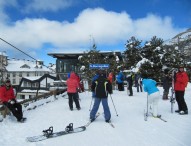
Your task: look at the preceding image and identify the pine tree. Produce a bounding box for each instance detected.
[139,36,164,81]
[124,36,142,69]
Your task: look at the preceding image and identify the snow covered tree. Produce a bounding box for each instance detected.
[124,36,142,69]
[78,47,121,82]
[139,36,164,81]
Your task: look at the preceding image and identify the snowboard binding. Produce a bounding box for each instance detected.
[43,126,53,137]
[65,123,73,132]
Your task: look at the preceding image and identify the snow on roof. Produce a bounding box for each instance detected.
[6,59,51,72]
[23,76,42,81]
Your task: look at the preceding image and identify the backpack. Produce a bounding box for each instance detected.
[95,77,109,98]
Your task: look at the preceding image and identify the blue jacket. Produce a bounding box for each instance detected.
[116,72,124,83]
[142,79,159,95]
[92,74,99,82]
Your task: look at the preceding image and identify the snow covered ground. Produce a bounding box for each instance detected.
[1,83,191,146]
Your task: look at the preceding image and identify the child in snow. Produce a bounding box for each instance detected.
[142,75,160,117]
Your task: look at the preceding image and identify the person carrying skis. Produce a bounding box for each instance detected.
[174,65,189,115]
[0,79,26,122]
[66,72,81,111]
[90,70,112,122]
[142,75,160,117]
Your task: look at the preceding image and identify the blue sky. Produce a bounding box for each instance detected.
[0,0,190,65]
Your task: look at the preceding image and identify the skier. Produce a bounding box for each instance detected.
[90,70,112,122]
[66,72,81,111]
[162,70,171,100]
[126,73,133,96]
[142,75,160,117]
[0,79,26,122]
[174,65,189,115]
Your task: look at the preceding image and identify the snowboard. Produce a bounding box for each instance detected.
[26,123,86,142]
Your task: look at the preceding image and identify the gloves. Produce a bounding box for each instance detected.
[8,99,16,104]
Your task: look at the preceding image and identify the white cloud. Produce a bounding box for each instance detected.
[0,7,186,60]
[24,0,74,13]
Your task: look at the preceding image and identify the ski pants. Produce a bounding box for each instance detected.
[67,93,80,109]
[3,101,23,121]
[148,91,160,117]
[175,91,188,112]
[90,97,111,121]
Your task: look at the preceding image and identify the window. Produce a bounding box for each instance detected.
[13,73,16,77]
[19,72,22,77]
[13,79,16,84]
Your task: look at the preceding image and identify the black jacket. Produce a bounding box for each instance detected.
[91,76,112,98]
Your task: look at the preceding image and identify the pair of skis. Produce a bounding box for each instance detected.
[85,112,115,128]
[144,111,167,122]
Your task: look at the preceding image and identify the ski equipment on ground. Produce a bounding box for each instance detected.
[26,123,86,142]
[107,121,115,128]
[150,113,167,122]
[84,112,100,127]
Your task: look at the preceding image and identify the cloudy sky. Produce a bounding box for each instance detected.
[0,0,190,65]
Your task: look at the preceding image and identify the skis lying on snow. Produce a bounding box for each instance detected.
[26,123,86,142]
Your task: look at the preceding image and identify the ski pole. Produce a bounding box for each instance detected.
[110,94,119,116]
[146,93,148,117]
[89,97,93,111]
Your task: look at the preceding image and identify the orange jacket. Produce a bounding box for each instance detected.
[174,71,189,91]
[0,85,15,102]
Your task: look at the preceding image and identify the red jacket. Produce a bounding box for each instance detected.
[66,73,79,93]
[174,71,189,91]
[107,73,113,83]
[0,85,15,102]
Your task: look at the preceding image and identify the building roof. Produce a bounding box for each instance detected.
[6,59,51,72]
[48,51,122,59]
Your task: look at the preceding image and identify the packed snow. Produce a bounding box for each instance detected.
[1,83,191,146]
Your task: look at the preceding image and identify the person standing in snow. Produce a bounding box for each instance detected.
[91,71,100,98]
[116,71,125,91]
[142,75,160,117]
[174,66,189,115]
[90,70,112,122]
[107,71,113,93]
[0,79,26,122]
[66,72,81,111]
[135,73,143,92]
[126,73,134,96]
[162,71,171,100]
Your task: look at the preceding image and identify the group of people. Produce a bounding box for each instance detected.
[116,71,142,96]
[0,65,189,123]
[143,65,189,117]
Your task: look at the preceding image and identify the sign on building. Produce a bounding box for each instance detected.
[89,64,110,69]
